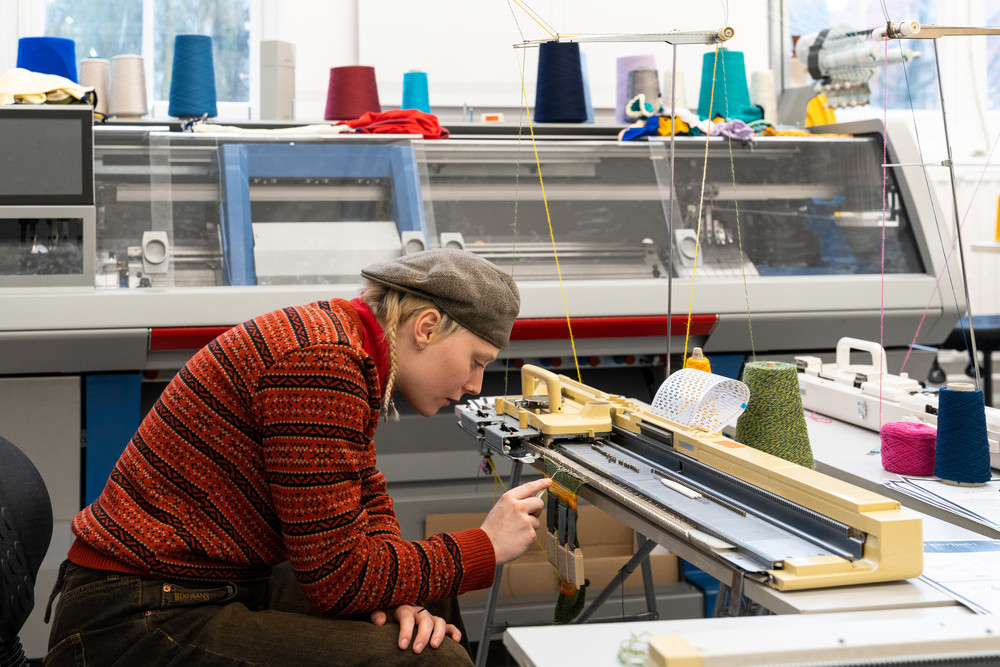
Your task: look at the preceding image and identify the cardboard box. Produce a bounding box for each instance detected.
[425,504,679,599]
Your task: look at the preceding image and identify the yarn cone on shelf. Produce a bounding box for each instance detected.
[325,65,381,121]
[168,34,218,118]
[17,36,77,81]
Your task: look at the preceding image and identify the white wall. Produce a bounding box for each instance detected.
[284,0,775,122]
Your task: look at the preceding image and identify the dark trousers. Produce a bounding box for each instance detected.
[45,561,473,666]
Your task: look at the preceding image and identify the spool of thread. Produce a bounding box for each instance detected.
[325,65,381,121]
[580,51,594,124]
[16,36,78,81]
[684,348,711,373]
[934,382,992,485]
[735,361,814,468]
[401,70,431,113]
[662,69,688,111]
[697,48,753,120]
[625,67,660,118]
[533,41,588,123]
[749,69,777,124]
[880,422,937,476]
[108,54,148,119]
[79,58,111,115]
[616,55,656,123]
[168,34,218,118]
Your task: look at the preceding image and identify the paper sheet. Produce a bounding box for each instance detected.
[884,477,1000,531]
[921,540,1000,614]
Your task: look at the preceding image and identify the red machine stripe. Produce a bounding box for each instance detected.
[150,315,717,351]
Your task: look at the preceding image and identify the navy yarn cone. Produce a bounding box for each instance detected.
[934,384,992,485]
[534,41,588,123]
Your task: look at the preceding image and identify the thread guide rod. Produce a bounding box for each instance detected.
[514,28,735,48]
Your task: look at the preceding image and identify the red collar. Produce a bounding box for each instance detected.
[350,298,391,397]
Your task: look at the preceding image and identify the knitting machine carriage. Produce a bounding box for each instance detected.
[458,364,923,594]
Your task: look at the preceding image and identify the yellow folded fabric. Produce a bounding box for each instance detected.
[0,67,94,106]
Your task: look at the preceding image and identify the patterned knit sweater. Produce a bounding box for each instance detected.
[69,298,496,614]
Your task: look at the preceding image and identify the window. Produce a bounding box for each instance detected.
[35,0,253,115]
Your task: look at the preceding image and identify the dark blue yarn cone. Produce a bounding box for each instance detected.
[534,41,588,123]
[168,34,217,118]
[17,36,78,82]
[934,385,992,484]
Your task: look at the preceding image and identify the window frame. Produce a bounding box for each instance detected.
[8,0,265,122]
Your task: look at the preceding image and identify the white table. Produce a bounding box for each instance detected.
[504,606,980,667]
[805,414,1000,539]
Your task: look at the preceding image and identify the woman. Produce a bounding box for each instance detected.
[45,249,550,666]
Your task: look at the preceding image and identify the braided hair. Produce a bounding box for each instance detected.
[359,281,463,420]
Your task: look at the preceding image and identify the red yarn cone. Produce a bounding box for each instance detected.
[324,65,381,121]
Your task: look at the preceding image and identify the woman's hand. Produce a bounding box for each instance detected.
[370,604,462,654]
[480,477,552,565]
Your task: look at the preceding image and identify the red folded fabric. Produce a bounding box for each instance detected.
[337,109,449,139]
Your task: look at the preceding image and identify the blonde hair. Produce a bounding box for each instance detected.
[359,280,465,420]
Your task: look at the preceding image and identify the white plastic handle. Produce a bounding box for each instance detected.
[835,337,888,374]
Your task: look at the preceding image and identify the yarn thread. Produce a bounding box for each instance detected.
[17,36,77,82]
[401,70,430,113]
[662,69,688,111]
[533,41,588,123]
[168,34,218,118]
[325,66,381,121]
[749,69,777,124]
[683,347,712,373]
[735,361,814,468]
[79,58,110,116]
[880,421,936,476]
[615,55,656,123]
[625,67,661,118]
[108,54,148,118]
[934,383,992,485]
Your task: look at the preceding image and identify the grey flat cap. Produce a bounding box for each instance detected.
[362,249,520,348]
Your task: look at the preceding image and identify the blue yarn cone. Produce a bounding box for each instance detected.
[534,41,588,123]
[17,36,78,82]
[168,34,217,118]
[934,385,992,485]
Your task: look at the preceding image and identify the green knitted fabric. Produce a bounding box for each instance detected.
[735,361,814,468]
[544,459,588,623]
[554,579,589,625]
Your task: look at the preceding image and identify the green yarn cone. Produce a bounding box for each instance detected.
[735,361,814,468]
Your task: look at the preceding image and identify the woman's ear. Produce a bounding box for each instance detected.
[412,308,442,347]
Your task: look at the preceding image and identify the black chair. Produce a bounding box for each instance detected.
[941,314,1000,408]
[0,437,53,667]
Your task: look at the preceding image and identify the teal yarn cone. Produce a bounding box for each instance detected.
[735,361,814,468]
[401,70,431,113]
[168,34,217,118]
[934,383,992,485]
[697,48,758,122]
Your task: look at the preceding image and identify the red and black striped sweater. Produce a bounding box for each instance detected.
[68,298,495,614]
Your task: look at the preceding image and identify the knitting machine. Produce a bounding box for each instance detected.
[458,364,923,593]
[795,337,1000,469]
